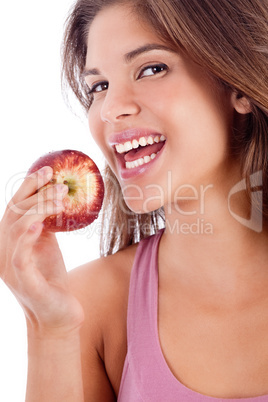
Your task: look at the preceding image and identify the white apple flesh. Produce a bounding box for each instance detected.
[28,149,104,232]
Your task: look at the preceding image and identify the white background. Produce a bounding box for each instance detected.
[0,1,105,400]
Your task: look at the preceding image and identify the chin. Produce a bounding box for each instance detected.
[122,189,164,215]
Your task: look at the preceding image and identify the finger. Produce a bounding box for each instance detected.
[33,231,68,283]
[12,222,43,273]
[11,222,48,297]
[8,199,64,244]
[9,166,53,206]
[6,183,68,222]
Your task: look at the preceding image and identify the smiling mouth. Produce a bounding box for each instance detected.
[114,134,166,169]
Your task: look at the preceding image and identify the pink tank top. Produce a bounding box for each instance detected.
[118,229,268,401]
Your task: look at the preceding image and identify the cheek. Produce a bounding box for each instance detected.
[138,77,177,116]
[87,107,122,184]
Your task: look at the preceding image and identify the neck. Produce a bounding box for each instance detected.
[160,180,268,303]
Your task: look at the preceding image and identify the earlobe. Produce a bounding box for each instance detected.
[231,91,252,114]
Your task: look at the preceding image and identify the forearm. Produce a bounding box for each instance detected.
[26,331,84,402]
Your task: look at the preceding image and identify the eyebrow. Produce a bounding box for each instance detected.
[124,43,175,62]
[82,43,175,77]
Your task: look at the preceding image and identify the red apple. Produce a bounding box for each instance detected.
[28,149,104,232]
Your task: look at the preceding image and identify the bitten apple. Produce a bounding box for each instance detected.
[28,149,104,232]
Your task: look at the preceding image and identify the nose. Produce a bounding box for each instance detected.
[100,83,141,124]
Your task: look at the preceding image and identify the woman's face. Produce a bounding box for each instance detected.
[85,4,238,214]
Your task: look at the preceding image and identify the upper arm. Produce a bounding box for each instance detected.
[68,261,117,402]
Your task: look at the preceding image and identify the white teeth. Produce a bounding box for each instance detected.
[147,136,154,145]
[132,139,139,149]
[115,135,166,154]
[144,155,151,163]
[116,143,125,153]
[139,137,147,147]
[124,141,132,152]
[125,151,160,169]
[133,160,139,168]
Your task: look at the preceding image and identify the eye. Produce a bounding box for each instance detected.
[88,81,109,95]
[138,63,168,79]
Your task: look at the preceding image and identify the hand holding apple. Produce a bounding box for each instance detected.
[0,162,86,337]
[28,149,104,232]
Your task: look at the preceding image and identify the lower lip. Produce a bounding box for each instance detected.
[116,143,166,180]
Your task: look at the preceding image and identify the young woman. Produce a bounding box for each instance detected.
[0,0,268,400]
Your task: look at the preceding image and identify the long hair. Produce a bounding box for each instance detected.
[62,0,268,256]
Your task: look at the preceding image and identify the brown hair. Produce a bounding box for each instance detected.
[62,0,268,256]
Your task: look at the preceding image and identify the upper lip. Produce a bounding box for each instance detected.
[108,128,165,147]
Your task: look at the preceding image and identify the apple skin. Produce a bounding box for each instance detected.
[28,150,104,232]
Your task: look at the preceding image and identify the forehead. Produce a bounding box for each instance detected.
[86,4,164,64]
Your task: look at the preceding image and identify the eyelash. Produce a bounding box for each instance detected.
[138,63,168,79]
[87,81,108,95]
[87,63,168,96]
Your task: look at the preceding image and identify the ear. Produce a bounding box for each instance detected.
[231,91,252,114]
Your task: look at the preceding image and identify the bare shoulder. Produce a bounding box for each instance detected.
[68,243,138,398]
[68,242,138,324]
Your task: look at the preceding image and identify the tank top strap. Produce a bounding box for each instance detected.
[124,228,184,400]
[127,229,162,357]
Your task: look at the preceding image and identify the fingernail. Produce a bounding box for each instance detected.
[40,166,53,178]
